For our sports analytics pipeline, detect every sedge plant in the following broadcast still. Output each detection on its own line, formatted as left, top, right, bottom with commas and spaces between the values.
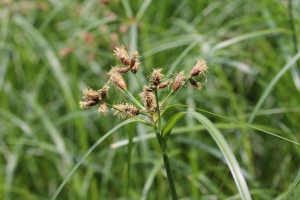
52, 45, 251, 200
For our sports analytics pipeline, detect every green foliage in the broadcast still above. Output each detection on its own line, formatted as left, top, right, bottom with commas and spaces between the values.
1, 0, 300, 199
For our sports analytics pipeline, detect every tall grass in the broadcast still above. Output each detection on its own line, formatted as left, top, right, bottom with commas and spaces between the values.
0, 0, 299, 199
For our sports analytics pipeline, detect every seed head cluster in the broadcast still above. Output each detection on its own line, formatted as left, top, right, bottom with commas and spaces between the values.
79, 45, 208, 120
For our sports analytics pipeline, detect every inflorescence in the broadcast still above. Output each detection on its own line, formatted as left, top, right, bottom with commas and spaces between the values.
79, 45, 208, 124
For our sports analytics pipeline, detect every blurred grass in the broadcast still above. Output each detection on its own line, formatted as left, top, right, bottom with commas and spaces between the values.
0, 0, 300, 199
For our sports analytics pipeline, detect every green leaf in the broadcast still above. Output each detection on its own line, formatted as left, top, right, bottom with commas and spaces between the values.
162, 111, 252, 200
283, 171, 300, 200
51, 119, 139, 200
161, 112, 185, 140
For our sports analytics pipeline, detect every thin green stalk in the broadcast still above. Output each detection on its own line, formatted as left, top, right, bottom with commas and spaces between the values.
161, 90, 174, 105
132, 71, 144, 89
155, 90, 162, 130
117, 88, 145, 110
160, 138, 178, 200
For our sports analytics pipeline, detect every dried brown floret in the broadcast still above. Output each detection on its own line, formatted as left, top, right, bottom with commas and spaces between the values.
158, 79, 172, 89
108, 67, 127, 90
79, 100, 98, 109
123, 103, 140, 117
140, 90, 156, 109
82, 87, 100, 103
113, 45, 130, 66
189, 78, 202, 90
144, 85, 155, 92
131, 60, 140, 73
149, 69, 164, 86
97, 102, 108, 116
113, 103, 139, 118
190, 59, 208, 77
172, 71, 186, 91
130, 51, 140, 68
116, 67, 129, 73
98, 83, 110, 100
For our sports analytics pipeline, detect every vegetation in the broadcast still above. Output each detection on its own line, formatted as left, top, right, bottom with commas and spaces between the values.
1, 0, 300, 199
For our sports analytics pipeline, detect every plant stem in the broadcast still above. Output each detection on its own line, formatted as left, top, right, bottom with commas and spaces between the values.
154, 90, 162, 130
119, 88, 145, 110
154, 127, 178, 200
132, 71, 144, 89
161, 90, 174, 105
161, 138, 178, 200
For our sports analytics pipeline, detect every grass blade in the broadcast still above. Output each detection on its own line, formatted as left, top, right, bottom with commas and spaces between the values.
162, 111, 252, 200
248, 51, 300, 124
283, 170, 300, 200
51, 119, 139, 200
189, 111, 251, 200
161, 112, 185, 140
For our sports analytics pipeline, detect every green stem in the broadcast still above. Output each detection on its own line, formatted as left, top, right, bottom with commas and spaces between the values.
161, 138, 178, 200
161, 90, 174, 105
132, 71, 144, 89
154, 90, 162, 130
119, 88, 145, 110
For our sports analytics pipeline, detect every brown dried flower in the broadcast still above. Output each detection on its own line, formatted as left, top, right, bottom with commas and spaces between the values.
97, 102, 108, 116
113, 46, 130, 66
144, 85, 155, 92
108, 67, 127, 90
116, 67, 129, 73
190, 59, 208, 77
172, 71, 186, 91
79, 100, 98, 109
189, 78, 202, 90
98, 83, 110, 100
113, 103, 140, 118
149, 69, 164, 86
130, 51, 140, 68
82, 87, 100, 102
140, 88, 156, 109
158, 79, 172, 89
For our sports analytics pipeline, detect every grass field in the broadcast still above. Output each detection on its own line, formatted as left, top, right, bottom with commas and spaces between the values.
1, 0, 300, 199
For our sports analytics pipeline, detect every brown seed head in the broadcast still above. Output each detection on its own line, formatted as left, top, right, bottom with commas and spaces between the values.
149, 68, 164, 86
158, 79, 172, 89
79, 100, 98, 109
113, 104, 127, 119
144, 85, 155, 92
83, 87, 100, 102
190, 59, 208, 77
130, 51, 140, 68
116, 67, 129, 73
108, 67, 127, 90
113, 103, 139, 118
131, 61, 140, 73
172, 71, 186, 91
124, 103, 140, 117
97, 102, 108, 116
140, 90, 156, 109
113, 45, 130, 66
98, 83, 110, 100
189, 78, 202, 90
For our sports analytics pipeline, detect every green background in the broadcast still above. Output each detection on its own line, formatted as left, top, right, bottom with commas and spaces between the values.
1, 0, 300, 199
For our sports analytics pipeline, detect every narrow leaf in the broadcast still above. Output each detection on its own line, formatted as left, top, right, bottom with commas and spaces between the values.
51, 119, 139, 200
163, 111, 252, 200
189, 111, 251, 200
161, 112, 185, 140
284, 170, 300, 200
